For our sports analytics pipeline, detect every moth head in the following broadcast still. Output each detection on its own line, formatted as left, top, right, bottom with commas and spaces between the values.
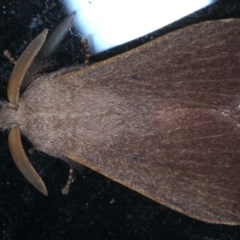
1, 12, 76, 196
0, 101, 18, 130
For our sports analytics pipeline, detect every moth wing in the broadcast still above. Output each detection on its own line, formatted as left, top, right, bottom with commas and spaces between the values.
142, 108, 240, 225
65, 108, 240, 225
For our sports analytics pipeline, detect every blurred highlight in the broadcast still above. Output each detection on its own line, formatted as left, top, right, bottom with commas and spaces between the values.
64, 0, 215, 53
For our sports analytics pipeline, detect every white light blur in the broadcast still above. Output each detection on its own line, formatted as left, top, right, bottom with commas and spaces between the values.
64, 0, 215, 53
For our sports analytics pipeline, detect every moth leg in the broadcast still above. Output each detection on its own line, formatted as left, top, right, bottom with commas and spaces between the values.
3, 50, 16, 65
62, 167, 75, 195
81, 38, 91, 64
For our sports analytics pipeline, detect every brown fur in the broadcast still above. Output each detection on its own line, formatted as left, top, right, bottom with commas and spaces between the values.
1, 18, 240, 224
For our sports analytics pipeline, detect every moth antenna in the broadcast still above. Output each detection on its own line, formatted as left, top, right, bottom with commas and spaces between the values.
7, 29, 48, 105
8, 126, 48, 196
38, 11, 76, 59
6, 29, 49, 195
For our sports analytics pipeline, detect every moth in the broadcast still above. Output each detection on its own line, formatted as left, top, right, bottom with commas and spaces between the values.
0, 14, 240, 225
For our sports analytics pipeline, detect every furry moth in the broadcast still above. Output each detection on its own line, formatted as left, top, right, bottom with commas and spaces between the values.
1, 15, 240, 225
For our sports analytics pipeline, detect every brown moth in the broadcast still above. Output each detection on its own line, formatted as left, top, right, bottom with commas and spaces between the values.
0, 15, 240, 225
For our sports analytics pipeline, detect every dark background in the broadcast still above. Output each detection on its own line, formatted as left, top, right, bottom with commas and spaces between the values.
0, 0, 240, 239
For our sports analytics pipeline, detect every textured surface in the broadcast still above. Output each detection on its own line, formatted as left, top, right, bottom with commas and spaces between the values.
1, 1, 240, 239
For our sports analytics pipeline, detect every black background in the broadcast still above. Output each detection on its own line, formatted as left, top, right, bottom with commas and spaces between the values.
0, 0, 240, 239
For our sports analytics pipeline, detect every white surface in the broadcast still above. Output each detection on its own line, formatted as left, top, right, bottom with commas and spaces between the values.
64, 0, 215, 53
